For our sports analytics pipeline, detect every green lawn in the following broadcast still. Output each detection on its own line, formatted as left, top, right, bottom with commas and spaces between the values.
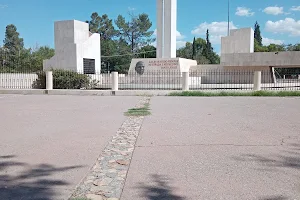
169, 90, 300, 97
125, 103, 151, 116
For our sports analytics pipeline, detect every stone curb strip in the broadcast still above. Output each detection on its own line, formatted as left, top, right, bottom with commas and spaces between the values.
69, 97, 151, 200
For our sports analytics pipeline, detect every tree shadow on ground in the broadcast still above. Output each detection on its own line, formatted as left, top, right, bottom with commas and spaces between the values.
258, 196, 287, 200
234, 142, 300, 170
137, 174, 185, 200
233, 142, 300, 200
0, 155, 83, 200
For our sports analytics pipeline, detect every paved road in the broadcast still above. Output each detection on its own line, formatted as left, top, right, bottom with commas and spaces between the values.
0, 95, 139, 200
122, 97, 300, 200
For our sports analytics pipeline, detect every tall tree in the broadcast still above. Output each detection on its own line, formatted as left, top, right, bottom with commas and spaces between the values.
254, 21, 262, 47
115, 13, 154, 52
87, 13, 119, 73
203, 29, 219, 64
3, 24, 24, 54
3, 24, 24, 69
87, 13, 118, 40
192, 37, 196, 59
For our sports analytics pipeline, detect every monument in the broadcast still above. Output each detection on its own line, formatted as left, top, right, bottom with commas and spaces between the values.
43, 20, 101, 74
129, 0, 197, 74
191, 27, 300, 84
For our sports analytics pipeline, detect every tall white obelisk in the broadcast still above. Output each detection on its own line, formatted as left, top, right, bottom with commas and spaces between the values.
156, 0, 177, 58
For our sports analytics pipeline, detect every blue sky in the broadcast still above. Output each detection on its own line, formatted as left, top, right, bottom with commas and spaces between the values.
0, 0, 299, 53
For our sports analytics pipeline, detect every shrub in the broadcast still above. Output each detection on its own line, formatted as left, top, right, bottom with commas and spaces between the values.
32, 69, 95, 89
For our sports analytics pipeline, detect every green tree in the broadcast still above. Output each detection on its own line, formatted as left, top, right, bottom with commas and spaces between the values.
254, 21, 263, 48
204, 29, 219, 64
254, 40, 268, 52
267, 44, 285, 52
28, 46, 54, 71
87, 13, 120, 73
115, 13, 154, 53
87, 12, 118, 40
177, 42, 193, 59
3, 24, 24, 68
192, 37, 196, 59
137, 45, 156, 58
177, 37, 219, 64
286, 44, 300, 51
3, 24, 24, 55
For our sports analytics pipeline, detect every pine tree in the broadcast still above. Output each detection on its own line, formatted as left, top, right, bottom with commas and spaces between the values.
3, 24, 24, 55
192, 37, 196, 59
204, 29, 214, 63
254, 21, 262, 46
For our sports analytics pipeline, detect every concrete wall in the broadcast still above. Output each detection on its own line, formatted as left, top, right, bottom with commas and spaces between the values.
221, 51, 300, 68
0, 73, 38, 89
43, 20, 101, 73
221, 28, 254, 57
191, 64, 274, 84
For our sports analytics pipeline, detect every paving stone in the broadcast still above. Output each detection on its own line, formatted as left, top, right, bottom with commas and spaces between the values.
86, 194, 104, 200
70, 97, 150, 199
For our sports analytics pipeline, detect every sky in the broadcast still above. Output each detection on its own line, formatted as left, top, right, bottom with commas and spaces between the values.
0, 0, 299, 54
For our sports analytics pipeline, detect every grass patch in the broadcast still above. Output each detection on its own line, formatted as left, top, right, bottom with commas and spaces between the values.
125, 103, 151, 116
169, 91, 300, 97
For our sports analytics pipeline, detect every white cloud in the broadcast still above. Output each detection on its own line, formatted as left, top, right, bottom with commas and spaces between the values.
262, 37, 284, 46
265, 18, 300, 36
176, 41, 186, 49
191, 21, 237, 44
235, 7, 254, 17
0, 4, 8, 9
128, 7, 136, 11
176, 31, 185, 40
291, 6, 300, 11
263, 6, 284, 15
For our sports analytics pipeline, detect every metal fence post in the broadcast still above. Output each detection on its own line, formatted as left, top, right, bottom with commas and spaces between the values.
112, 72, 118, 91
46, 71, 53, 90
182, 72, 189, 91
253, 71, 261, 91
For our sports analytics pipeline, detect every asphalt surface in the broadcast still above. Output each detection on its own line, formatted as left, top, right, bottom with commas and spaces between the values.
0, 95, 140, 200
121, 97, 300, 200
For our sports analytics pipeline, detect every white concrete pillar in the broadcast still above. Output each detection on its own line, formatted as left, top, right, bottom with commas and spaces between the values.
253, 71, 262, 91
163, 0, 177, 58
46, 71, 53, 90
112, 72, 118, 91
156, 0, 163, 58
182, 72, 189, 91
156, 0, 177, 58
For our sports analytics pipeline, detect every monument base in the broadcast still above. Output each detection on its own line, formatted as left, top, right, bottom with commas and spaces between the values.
129, 58, 197, 75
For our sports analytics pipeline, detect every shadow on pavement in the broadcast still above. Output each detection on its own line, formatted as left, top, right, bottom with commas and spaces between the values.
234, 142, 300, 170
233, 142, 300, 200
258, 196, 287, 200
138, 174, 185, 200
0, 155, 83, 200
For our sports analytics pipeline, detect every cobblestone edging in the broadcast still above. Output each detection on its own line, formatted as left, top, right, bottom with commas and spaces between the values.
70, 97, 151, 200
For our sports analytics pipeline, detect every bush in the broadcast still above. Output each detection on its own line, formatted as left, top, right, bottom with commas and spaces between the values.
32, 69, 95, 89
